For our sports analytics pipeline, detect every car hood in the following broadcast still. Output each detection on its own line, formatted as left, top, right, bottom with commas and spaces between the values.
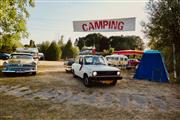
85, 65, 120, 71
8, 59, 33, 64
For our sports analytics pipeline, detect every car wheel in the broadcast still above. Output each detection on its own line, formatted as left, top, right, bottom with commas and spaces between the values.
2, 73, 8, 76
83, 75, 92, 87
72, 70, 76, 78
32, 72, 36, 75
110, 80, 117, 86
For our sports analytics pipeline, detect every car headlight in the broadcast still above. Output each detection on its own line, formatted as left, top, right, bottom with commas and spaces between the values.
117, 71, 120, 76
92, 71, 97, 76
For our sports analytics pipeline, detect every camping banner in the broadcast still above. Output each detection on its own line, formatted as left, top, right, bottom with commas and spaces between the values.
73, 17, 136, 32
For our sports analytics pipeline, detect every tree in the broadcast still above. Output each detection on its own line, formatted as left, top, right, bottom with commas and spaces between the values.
39, 41, 50, 58
72, 46, 79, 58
76, 33, 144, 52
108, 47, 114, 54
84, 33, 109, 52
58, 35, 64, 47
0, 0, 35, 52
62, 39, 74, 59
0, 34, 22, 53
45, 41, 61, 61
76, 33, 109, 52
143, 0, 180, 81
29, 40, 36, 47
109, 35, 144, 50
76, 37, 85, 50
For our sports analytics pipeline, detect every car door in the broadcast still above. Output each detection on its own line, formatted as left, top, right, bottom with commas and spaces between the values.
73, 57, 80, 76
78, 57, 85, 78
74, 57, 83, 77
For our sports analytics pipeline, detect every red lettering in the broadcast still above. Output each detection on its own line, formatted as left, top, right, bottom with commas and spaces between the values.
118, 21, 124, 30
111, 21, 116, 29
82, 24, 88, 31
94, 21, 102, 29
89, 22, 94, 31
103, 20, 108, 29
108, 21, 111, 29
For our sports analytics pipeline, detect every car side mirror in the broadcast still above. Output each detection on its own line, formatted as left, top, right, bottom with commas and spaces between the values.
79, 61, 83, 65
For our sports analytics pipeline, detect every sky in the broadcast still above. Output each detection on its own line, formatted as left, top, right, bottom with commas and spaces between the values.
22, 0, 149, 45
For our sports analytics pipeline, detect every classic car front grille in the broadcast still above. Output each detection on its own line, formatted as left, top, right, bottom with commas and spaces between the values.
8, 67, 32, 71
23, 64, 33, 67
8, 64, 19, 67
8, 64, 32, 67
96, 71, 117, 76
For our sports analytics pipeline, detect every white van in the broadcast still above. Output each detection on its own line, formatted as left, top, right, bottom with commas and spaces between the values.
16, 48, 39, 59
105, 54, 128, 68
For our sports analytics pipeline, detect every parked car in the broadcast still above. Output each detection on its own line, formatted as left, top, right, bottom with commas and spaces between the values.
2, 53, 37, 75
16, 48, 39, 59
64, 59, 74, 72
105, 54, 128, 68
0, 53, 10, 60
72, 55, 122, 87
105, 55, 113, 65
127, 58, 140, 69
38, 53, 45, 60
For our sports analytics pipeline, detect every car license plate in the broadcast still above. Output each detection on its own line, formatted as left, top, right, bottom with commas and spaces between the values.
16, 71, 24, 73
102, 80, 112, 84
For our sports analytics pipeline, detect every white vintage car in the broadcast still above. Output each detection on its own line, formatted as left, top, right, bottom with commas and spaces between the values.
72, 55, 122, 87
2, 53, 37, 75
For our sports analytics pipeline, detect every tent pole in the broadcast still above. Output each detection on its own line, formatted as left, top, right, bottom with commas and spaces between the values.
172, 43, 177, 80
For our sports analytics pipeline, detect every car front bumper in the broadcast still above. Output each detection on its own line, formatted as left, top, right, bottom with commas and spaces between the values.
89, 76, 122, 81
65, 66, 72, 71
2, 69, 37, 73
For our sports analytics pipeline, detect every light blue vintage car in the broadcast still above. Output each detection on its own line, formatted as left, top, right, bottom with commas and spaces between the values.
2, 53, 37, 75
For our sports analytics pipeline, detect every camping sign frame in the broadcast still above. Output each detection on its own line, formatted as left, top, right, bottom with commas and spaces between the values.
73, 17, 136, 32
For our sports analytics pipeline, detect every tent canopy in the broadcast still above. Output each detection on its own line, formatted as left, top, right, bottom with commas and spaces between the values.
113, 50, 144, 55
134, 50, 169, 83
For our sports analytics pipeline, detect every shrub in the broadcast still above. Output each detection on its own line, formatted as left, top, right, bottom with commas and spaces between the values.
45, 41, 61, 61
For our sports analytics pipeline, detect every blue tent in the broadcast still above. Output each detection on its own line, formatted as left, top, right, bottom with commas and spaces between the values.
134, 50, 169, 83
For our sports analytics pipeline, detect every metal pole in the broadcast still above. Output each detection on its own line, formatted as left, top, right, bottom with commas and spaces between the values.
172, 43, 177, 80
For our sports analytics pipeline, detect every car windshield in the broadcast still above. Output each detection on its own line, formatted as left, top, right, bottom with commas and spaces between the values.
84, 56, 106, 65
11, 54, 33, 59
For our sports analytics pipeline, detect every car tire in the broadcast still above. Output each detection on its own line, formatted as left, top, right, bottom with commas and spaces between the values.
2, 73, 8, 76
83, 75, 92, 87
111, 80, 117, 86
72, 70, 76, 78
32, 72, 36, 75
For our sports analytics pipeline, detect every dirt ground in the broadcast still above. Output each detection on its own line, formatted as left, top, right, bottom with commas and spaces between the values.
0, 61, 180, 120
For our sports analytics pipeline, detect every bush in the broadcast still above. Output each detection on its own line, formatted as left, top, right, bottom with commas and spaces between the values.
45, 41, 61, 61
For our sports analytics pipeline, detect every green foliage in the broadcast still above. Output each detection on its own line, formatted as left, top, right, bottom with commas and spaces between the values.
76, 37, 85, 50
110, 35, 144, 50
24, 40, 36, 48
143, 0, 180, 81
76, 33, 109, 52
29, 40, 36, 47
76, 33, 144, 52
45, 41, 61, 61
38, 38, 79, 60
108, 47, 114, 54
39, 41, 50, 58
0, 0, 35, 53
0, 34, 22, 53
72, 46, 79, 58
62, 39, 74, 59
58, 35, 64, 47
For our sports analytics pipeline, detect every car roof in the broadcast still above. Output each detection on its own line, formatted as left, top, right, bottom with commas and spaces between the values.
11, 53, 33, 56
79, 55, 103, 57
